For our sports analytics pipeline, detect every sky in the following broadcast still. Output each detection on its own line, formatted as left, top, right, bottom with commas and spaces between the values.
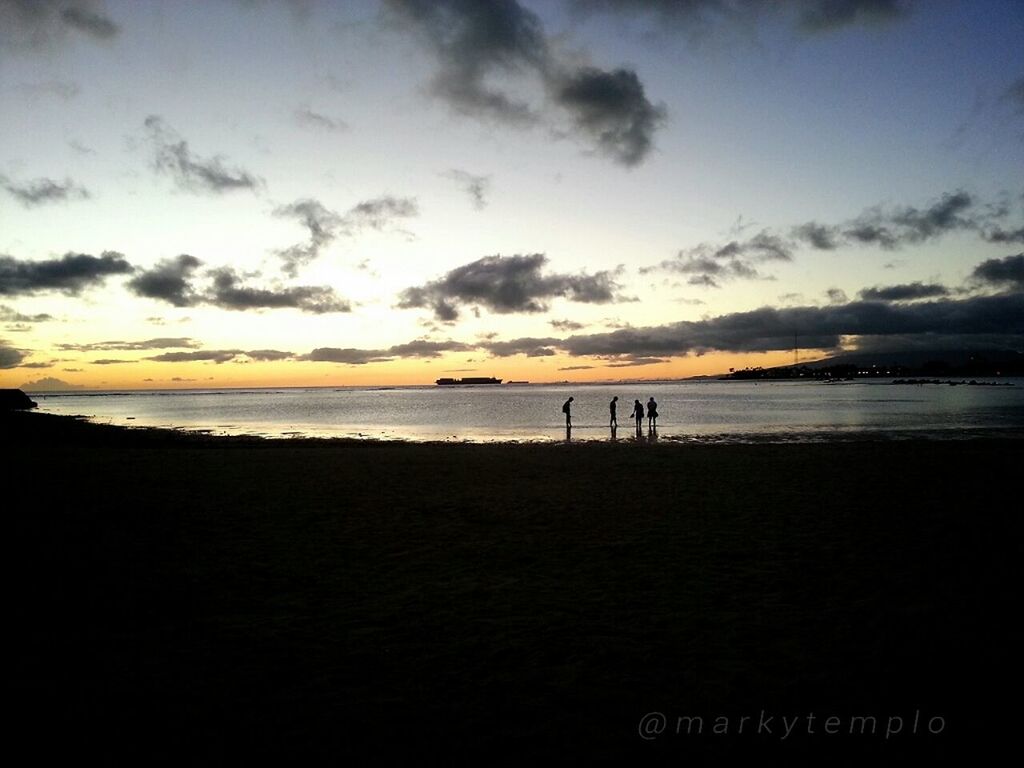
1, 0, 1022, 390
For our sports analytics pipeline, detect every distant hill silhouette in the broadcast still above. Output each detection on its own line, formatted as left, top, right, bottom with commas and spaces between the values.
723, 348, 1023, 380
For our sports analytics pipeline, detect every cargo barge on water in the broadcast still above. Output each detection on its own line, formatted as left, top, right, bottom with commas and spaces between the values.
435, 377, 503, 385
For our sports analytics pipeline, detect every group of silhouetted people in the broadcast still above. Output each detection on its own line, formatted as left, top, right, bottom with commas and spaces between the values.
562, 395, 659, 436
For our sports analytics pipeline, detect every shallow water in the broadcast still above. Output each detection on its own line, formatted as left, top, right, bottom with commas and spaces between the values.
28, 379, 1024, 443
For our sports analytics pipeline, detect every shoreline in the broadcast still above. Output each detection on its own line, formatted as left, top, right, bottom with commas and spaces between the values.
8, 409, 1024, 447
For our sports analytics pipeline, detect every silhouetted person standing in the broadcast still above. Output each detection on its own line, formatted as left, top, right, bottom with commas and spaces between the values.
647, 397, 658, 430
562, 396, 574, 428
609, 396, 618, 428
632, 399, 644, 430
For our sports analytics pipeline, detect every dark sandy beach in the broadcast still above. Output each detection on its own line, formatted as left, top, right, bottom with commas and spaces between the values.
6, 410, 1021, 764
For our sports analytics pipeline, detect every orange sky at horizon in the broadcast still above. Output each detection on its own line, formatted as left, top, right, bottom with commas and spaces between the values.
4, 348, 807, 391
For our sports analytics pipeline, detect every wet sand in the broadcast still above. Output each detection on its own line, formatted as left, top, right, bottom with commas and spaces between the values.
7, 410, 1021, 763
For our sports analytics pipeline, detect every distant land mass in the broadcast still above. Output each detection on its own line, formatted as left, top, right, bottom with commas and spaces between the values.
721, 349, 1024, 380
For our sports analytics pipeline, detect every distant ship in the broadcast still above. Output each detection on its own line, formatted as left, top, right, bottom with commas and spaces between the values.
435, 377, 502, 385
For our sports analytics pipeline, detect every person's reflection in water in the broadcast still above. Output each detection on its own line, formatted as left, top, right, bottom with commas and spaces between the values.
610, 423, 618, 441
647, 423, 658, 443
565, 423, 572, 442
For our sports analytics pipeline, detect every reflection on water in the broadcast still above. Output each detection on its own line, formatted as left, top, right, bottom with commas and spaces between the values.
28, 379, 1024, 443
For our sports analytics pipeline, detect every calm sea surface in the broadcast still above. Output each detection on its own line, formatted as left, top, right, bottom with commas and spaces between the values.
27, 379, 1024, 443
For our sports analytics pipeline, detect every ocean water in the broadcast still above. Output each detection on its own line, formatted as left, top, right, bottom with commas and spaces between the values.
26, 379, 1024, 443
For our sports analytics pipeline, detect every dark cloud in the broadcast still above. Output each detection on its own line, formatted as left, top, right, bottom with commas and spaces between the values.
481, 336, 561, 357
0, 340, 26, 368
240, 349, 296, 361
558, 364, 595, 370
552, 67, 666, 167
91, 358, 133, 365
59, 3, 118, 38
144, 115, 261, 194
384, 0, 547, 124
0, 251, 132, 296
305, 347, 391, 365
345, 195, 419, 230
294, 106, 348, 133
387, 339, 473, 357
1, 175, 90, 207
444, 169, 491, 209
571, 0, 910, 34
304, 338, 472, 365
146, 350, 244, 364
645, 229, 792, 287
971, 253, 1024, 290
796, 0, 907, 32
19, 376, 82, 391
126, 255, 202, 307
550, 319, 585, 331
858, 282, 950, 302
557, 292, 1024, 359
207, 267, 351, 314
384, 0, 664, 166
605, 356, 667, 367
826, 288, 848, 304
0, 305, 53, 323
57, 338, 197, 352
792, 221, 840, 250
397, 253, 623, 320
273, 195, 417, 275
273, 199, 345, 276
0, 1, 120, 49
794, 190, 1011, 251
983, 226, 1024, 245
1003, 76, 1024, 114
19, 360, 54, 369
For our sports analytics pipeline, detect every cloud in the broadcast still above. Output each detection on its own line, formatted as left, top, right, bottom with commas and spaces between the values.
294, 106, 348, 132
397, 253, 623, 320
1, 340, 26, 368
143, 115, 261, 194
571, 0, 911, 35
19, 376, 82, 391
384, 0, 665, 166
444, 169, 490, 209
384, 0, 548, 124
0, 305, 53, 323
480, 336, 561, 357
556, 292, 1024, 359
345, 195, 419, 230
0, 251, 132, 296
273, 195, 418, 275
304, 347, 392, 365
795, 0, 908, 32
273, 199, 345, 276
126, 254, 203, 306
826, 288, 849, 304
983, 226, 1024, 245
551, 66, 666, 166
243, 349, 296, 361
1, 176, 90, 207
91, 358, 133, 365
971, 253, 1024, 290
145, 350, 244, 364
207, 267, 351, 314
645, 230, 790, 286
793, 190, 1016, 251
57, 338, 198, 351
550, 319, 585, 331
304, 338, 472, 365
1, 1, 120, 49
858, 282, 950, 302
1003, 76, 1024, 115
